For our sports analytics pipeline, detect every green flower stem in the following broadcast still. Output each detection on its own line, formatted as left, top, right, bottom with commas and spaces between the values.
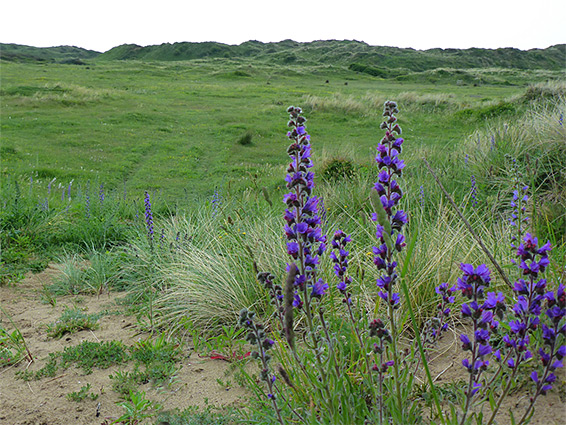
486, 366, 519, 425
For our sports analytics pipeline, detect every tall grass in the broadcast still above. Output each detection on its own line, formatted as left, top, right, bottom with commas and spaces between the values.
102, 95, 565, 340
464, 98, 566, 243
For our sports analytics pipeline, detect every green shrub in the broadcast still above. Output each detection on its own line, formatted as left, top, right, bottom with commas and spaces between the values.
455, 101, 516, 120
320, 157, 358, 181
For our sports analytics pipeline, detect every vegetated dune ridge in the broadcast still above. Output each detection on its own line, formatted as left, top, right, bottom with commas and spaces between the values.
1, 40, 565, 71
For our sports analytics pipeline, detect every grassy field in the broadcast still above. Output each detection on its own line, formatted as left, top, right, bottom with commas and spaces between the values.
1, 56, 565, 424
2, 59, 553, 200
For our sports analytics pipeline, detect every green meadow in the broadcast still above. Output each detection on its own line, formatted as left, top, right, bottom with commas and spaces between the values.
2, 59, 555, 199
1, 49, 565, 424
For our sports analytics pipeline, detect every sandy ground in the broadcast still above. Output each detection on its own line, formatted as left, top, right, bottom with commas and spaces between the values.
1, 265, 564, 424
0, 265, 247, 425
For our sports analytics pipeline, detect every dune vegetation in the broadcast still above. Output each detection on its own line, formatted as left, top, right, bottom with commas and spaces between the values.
1, 43, 565, 424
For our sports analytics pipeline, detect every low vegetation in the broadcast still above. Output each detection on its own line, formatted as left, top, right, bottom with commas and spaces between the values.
0, 49, 564, 424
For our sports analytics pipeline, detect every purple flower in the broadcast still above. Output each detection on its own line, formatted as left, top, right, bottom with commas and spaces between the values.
284, 107, 327, 316
461, 303, 474, 318
471, 382, 482, 396
311, 279, 328, 298
287, 242, 299, 258
460, 263, 491, 284
292, 293, 303, 309
479, 310, 494, 326
460, 334, 472, 351
478, 344, 492, 357
331, 230, 353, 302
484, 292, 505, 310
475, 329, 490, 344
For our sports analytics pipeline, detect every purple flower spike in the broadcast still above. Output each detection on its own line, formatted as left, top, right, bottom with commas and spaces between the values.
372, 101, 407, 320
283, 106, 327, 313
456, 263, 500, 409
144, 191, 154, 246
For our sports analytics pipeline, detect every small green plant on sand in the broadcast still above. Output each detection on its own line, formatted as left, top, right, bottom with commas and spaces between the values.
66, 383, 99, 402
16, 340, 128, 380
105, 390, 160, 425
0, 305, 33, 366
46, 307, 105, 338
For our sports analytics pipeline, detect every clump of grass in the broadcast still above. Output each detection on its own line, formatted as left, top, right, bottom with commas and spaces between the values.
302, 93, 366, 114
395, 91, 458, 111
118, 207, 279, 334
83, 250, 120, 294
464, 98, 566, 243
46, 307, 105, 338
523, 80, 566, 102
236, 131, 253, 146
7, 82, 119, 106
48, 250, 121, 295
49, 254, 90, 295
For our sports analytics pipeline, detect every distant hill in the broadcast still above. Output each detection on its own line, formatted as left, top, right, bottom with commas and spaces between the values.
0, 43, 100, 63
97, 40, 566, 71
2, 40, 564, 71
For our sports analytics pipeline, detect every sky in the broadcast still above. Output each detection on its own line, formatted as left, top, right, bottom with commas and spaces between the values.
2, 0, 565, 53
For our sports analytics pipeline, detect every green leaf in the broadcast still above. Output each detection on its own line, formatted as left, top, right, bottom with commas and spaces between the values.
509, 408, 516, 425
488, 390, 496, 410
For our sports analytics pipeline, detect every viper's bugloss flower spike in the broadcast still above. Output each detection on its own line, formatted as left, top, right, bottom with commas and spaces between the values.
85, 194, 91, 219
508, 156, 530, 262
331, 230, 353, 304
456, 263, 499, 422
426, 282, 457, 345
238, 308, 283, 422
211, 187, 222, 217
283, 106, 326, 311
99, 183, 105, 204
470, 175, 478, 207
144, 191, 154, 247
372, 101, 407, 310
